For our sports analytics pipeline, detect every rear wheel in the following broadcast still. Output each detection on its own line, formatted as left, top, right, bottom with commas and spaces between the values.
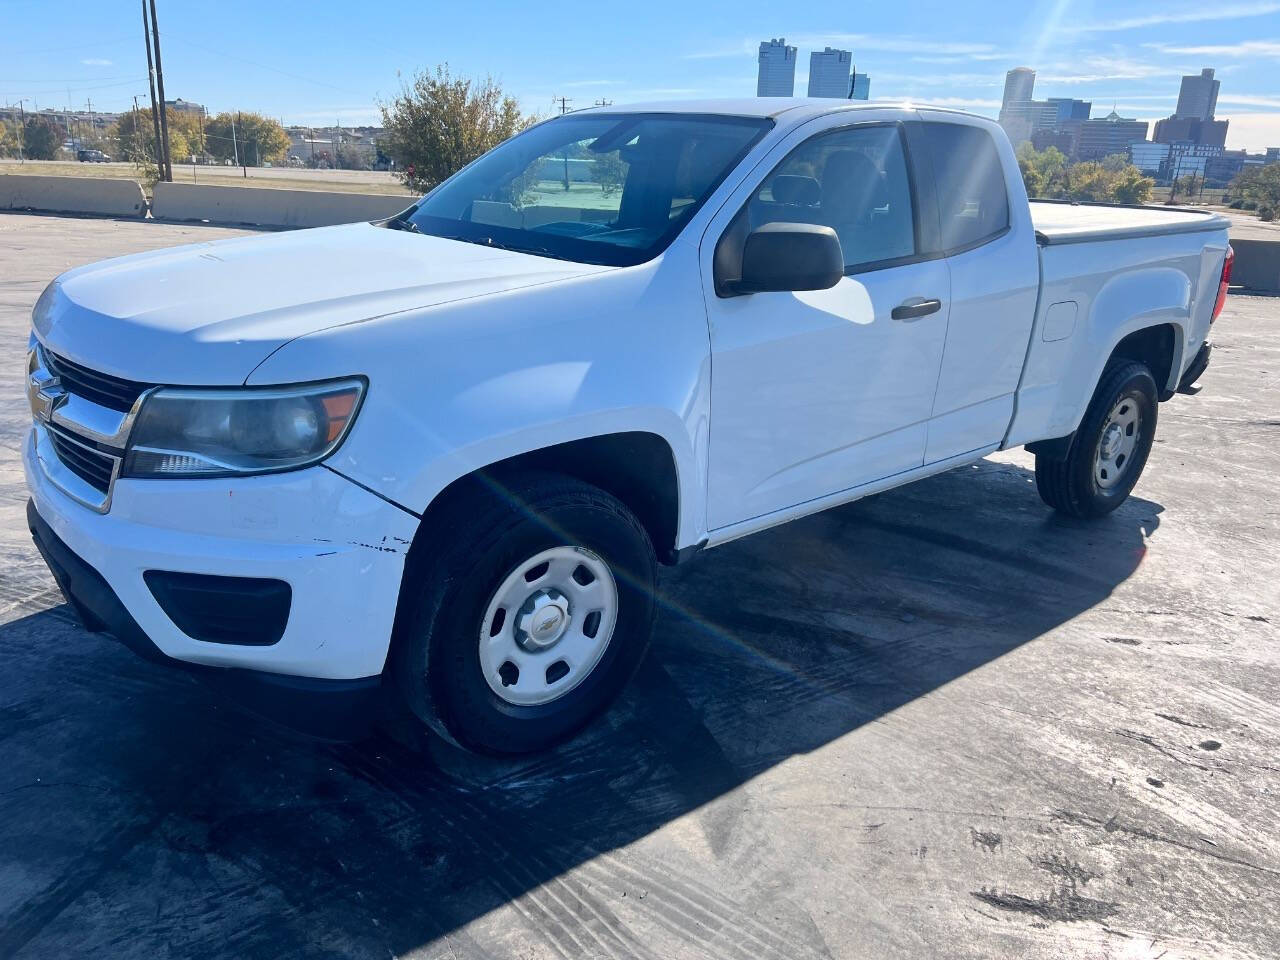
392, 472, 657, 754
1034, 359, 1158, 518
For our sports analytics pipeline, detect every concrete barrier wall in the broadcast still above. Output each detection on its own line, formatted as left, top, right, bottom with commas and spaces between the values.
0, 175, 147, 217
152, 182, 414, 229
1229, 238, 1280, 294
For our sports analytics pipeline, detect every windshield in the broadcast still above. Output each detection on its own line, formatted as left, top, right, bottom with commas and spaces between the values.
399, 113, 772, 266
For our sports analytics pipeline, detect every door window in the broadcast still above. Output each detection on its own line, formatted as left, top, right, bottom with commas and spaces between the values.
747, 125, 916, 271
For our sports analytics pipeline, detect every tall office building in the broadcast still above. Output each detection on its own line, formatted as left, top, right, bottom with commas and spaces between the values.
1153, 67, 1227, 148
808, 47, 852, 98
757, 38, 797, 97
1001, 102, 1059, 145
1046, 98, 1091, 122
849, 73, 871, 100
1002, 68, 1036, 111
1154, 116, 1229, 148
1175, 68, 1220, 120
1076, 110, 1149, 161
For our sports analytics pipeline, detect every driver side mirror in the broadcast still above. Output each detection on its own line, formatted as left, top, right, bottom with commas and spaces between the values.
721, 222, 845, 296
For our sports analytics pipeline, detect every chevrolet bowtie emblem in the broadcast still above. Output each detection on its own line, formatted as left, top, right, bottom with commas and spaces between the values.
29, 374, 68, 424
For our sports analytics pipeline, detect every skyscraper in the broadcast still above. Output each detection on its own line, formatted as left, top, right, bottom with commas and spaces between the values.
757, 39, 797, 97
849, 73, 871, 100
807, 47, 852, 98
1175, 68, 1220, 120
1002, 68, 1035, 111
1076, 110, 1149, 161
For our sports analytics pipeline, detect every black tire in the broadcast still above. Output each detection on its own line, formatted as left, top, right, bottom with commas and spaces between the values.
391, 471, 657, 755
1035, 359, 1159, 519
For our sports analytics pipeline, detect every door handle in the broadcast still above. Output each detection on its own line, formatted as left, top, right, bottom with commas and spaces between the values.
891, 298, 942, 321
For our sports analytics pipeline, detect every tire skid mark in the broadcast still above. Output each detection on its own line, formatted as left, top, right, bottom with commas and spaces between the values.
0, 810, 167, 956
446, 801, 654, 960
332, 749, 583, 960
334, 745, 647, 960
584, 850, 830, 960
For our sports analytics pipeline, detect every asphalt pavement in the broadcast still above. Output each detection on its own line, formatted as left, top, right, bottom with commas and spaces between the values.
0, 211, 1277, 960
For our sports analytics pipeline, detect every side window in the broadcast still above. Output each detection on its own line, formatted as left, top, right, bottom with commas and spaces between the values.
920, 123, 1010, 251
747, 125, 916, 271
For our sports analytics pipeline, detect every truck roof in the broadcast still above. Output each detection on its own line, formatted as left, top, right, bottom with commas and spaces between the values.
579, 98, 927, 121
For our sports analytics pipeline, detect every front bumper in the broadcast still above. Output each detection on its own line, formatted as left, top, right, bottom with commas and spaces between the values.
27, 501, 383, 738
24, 425, 419, 685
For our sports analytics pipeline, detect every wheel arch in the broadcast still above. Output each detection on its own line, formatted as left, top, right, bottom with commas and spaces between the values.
1108, 322, 1180, 399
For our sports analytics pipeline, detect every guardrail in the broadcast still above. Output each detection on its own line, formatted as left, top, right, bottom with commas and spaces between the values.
152, 183, 413, 229
0, 175, 147, 218
1229, 238, 1280, 294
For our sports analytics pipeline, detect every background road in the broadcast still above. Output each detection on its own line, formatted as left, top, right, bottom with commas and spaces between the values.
0, 212, 1277, 959
0, 158, 414, 195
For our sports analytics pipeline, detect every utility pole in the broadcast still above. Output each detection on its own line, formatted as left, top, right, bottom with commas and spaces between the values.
235, 111, 246, 177
148, 0, 173, 181
554, 96, 573, 190
141, 0, 164, 180
132, 95, 144, 165
17, 99, 26, 163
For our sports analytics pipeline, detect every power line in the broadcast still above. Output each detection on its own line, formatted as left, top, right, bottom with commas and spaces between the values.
164, 34, 372, 97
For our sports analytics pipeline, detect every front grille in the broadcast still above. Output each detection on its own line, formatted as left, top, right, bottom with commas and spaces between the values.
47, 426, 116, 493
45, 350, 152, 412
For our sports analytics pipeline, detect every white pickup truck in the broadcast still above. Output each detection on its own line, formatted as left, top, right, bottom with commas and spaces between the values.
25, 100, 1232, 752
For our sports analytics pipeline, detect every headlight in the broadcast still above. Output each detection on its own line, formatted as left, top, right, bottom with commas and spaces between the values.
123, 378, 366, 479
32, 281, 57, 328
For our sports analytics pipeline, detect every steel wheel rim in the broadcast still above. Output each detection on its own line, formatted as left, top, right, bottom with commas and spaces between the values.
1094, 394, 1142, 490
478, 546, 619, 707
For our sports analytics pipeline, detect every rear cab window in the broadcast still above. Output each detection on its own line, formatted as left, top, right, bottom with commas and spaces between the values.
917, 122, 1010, 253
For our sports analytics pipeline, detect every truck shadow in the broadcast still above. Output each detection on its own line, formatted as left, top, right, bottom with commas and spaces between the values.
0, 458, 1162, 958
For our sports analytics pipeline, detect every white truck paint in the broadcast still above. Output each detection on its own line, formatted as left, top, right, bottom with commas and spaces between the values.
24, 100, 1232, 750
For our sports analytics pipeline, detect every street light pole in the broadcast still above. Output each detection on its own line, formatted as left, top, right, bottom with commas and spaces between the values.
141, 0, 164, 180
148, 0, 173, 182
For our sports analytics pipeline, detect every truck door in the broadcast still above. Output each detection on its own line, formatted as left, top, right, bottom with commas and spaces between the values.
701, 118, 951, 531
913, 113, 1041, 462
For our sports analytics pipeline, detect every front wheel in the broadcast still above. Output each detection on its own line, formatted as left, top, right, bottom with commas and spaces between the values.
1034, 359, 1159, 518
392, 472, 657, 754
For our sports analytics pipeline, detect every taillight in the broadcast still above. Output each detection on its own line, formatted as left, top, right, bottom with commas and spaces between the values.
1211, 245, 1233, 323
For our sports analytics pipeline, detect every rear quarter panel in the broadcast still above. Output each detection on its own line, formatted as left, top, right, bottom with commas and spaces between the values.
1005, 227, 1230, 448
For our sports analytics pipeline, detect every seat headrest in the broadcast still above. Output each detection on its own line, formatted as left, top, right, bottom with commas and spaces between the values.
771, 174, 821, 206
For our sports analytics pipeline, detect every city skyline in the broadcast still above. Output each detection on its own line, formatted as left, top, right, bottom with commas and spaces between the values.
5, 0, 1280, 150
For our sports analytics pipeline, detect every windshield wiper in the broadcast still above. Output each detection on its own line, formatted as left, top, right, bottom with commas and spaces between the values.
384, 215, 421, 233
439, 234, 584, 264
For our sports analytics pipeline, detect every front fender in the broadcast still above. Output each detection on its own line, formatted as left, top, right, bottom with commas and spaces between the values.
247, 254, 713, 549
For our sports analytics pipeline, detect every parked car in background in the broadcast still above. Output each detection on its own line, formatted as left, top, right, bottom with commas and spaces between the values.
75, 149, 111, 163
26, 100, 1231, 753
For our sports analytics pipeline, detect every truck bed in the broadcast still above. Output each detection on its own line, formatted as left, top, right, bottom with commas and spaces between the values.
1029, 200, 1230, 245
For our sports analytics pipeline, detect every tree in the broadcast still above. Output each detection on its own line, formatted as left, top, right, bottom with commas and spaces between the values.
0, 119, 21, 158
203, 112, 289, 165
1099, 153, 1130, 173
1016, 144, 1153, 205
1232, 164, 1280, 221
108, 109, 157, 164
380, 64, 538, 194
1016, 142, 1067, 198
1111, 167, 1154, 204
591, 151, 627, 197
22, 116, 61, 160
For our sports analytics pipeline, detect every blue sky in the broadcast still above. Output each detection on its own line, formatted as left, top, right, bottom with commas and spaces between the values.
5, 0, 1280, 149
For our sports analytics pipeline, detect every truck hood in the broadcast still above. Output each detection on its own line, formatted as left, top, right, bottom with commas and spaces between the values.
35, 222, 611, 384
